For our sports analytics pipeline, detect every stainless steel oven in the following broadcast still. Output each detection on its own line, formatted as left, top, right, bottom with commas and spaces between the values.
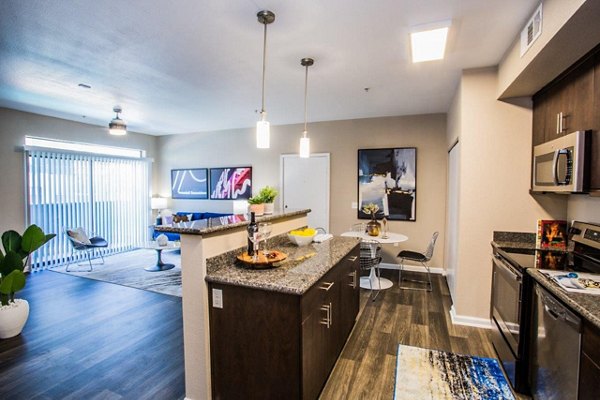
491, 252, 528, 392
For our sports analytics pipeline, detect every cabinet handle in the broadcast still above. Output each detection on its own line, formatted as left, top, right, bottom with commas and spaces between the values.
329, 301, 332, 327
556, 112, 560, 134
348, 271, 357, 288
560, 112, 567, 133
348, 256, 358, 262
319, 281, 334, 291
320, 304, 331, 328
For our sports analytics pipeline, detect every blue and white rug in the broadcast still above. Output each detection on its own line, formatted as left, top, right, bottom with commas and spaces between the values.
394, 344, 514, 400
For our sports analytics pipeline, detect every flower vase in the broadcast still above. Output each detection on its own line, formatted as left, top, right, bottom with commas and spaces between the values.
366, 217, 381, 237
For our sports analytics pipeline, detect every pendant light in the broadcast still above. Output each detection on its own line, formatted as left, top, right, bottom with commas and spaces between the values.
108, 106, 127, 136
299, 57, 314, 158
256, 10, 275, 149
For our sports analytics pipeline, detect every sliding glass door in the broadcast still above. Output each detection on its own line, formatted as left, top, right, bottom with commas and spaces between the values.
26, 150, 150, 270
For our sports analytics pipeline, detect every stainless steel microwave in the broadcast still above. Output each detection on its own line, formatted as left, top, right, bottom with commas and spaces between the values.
532, 130, 589, 193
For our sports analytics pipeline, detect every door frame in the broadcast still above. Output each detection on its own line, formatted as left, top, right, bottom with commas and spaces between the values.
279, 153, 331, 232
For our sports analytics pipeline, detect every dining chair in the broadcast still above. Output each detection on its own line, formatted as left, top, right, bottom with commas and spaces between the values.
397, 231, 439, 292
360, 239, 383, 300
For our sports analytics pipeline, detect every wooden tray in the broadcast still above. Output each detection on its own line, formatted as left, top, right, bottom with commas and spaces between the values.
237, 250, 287, 267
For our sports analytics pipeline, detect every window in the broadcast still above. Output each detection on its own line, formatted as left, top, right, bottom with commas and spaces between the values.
26, 147, 150, 270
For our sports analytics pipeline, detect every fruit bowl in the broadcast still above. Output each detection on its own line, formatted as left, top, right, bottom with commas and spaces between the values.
287, 228, 317, 246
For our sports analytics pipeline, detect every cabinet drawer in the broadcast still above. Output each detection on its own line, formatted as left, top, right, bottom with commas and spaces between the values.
301, 267, 338, 322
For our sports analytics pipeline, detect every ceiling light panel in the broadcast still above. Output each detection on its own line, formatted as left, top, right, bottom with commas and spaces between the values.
410, 26, 449, 63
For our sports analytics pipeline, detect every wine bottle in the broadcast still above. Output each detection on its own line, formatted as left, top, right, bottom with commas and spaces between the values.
247, 212, 258, 256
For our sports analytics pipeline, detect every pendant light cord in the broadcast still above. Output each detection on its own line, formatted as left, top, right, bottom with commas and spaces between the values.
303, 64, 308, 136
261, 21, 267, 115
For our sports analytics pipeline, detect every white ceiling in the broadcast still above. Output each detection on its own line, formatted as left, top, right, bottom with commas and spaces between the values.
0, 0, 538, 136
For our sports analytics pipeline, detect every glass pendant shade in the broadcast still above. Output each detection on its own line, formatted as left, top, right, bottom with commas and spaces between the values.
108, 106, 127, 135
256, 117, 270, 149
299, 135, 310, 158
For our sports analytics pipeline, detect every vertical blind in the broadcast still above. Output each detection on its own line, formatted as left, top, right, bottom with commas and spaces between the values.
27, 150, 150, 270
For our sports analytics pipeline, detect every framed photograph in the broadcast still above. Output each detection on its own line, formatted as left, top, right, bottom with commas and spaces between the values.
171, 168, 208, 199
358, 148, 417, 221
209, 167, 252, 200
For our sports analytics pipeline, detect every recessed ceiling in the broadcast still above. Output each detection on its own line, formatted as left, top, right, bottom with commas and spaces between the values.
0, 0, 538, 135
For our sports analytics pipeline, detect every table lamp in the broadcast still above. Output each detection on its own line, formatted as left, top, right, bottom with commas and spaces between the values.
151, 197, 168, 225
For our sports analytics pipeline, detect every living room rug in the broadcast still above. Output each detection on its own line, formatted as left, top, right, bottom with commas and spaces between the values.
53, 248, 182, 297
394, 344, 514, 400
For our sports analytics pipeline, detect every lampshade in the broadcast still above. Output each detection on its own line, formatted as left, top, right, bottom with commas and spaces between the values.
256, 116, 270, 149
299, 136, 310, 158
108, 106, 127, 136
151, 197, 168, 210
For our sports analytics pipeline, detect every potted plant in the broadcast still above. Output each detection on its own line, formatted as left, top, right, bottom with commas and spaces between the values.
0, 224, 55, 339
258, 186, 278, 215
247, 195, 265, 216
362, 203, 382, 236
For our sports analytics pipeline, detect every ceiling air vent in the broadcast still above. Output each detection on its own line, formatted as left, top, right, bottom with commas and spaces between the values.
520, 3, 543, 57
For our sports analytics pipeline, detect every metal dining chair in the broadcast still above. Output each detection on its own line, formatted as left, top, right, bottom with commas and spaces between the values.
397, 231, 439, 292
65, 227, 109, 272
352, 223, 383, 300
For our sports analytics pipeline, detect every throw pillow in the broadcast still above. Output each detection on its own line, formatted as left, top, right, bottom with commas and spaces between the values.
67, 227, 92, 245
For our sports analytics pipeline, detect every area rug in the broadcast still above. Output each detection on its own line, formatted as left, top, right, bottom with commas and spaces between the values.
52, 248, 182, 297
394, 344, 514, 400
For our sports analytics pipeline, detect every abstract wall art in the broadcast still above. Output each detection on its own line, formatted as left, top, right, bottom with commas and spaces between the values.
358, 147, 416, 221
209, 167, 252, 200
171, 168, 208, 199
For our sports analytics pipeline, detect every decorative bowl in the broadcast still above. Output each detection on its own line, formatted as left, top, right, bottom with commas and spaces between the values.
287, 232, 316, 246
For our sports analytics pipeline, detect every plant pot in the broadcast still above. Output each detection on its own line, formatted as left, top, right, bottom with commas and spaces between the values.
263, 203, 274, 215
366, 220, 381, 237
249, 203, 265, 216
0, 299, 29, 339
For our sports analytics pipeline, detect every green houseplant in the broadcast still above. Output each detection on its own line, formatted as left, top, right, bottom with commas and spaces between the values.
0, 224, 55, 338
258, 186, 278, 214
247, 195, 265, 216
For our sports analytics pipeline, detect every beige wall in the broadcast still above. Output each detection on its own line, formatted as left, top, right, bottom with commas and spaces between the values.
568, 196, 600, 224
158, 114, 448, 267
448, 68, 567, 321
0, 107, 157, 234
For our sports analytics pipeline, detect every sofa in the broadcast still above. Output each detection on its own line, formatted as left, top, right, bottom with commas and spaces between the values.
153, 211, 232, 241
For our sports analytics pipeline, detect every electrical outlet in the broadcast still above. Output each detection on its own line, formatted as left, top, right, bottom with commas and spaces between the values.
351, 202, 357, 209
212, 288, 223, 309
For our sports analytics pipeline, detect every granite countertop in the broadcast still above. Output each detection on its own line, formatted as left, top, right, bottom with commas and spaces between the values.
527, 269, 600, 330
492, 231, 538, 251
205, 236, 360, 295
154, 209, 310, 236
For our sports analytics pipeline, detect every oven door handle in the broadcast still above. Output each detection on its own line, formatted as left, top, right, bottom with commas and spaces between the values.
493, 255, 522, 282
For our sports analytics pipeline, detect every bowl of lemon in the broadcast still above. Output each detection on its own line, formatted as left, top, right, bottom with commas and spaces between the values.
287, 228, 317, 246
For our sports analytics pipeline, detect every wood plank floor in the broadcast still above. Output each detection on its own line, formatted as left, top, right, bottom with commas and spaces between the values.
1, 268, 494, 399
320, 269, 496, 400
0, 270, 184, 400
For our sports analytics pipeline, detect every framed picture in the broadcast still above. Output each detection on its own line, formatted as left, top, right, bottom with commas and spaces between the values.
209, 167, 252, 200
171, 168, 208, 199
358, 147, 417, 221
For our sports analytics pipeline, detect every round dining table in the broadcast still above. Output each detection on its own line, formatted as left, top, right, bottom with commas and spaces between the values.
340, 231, 408, 290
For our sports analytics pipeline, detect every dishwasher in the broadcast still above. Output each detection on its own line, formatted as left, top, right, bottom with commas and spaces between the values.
531, 283, 582, 400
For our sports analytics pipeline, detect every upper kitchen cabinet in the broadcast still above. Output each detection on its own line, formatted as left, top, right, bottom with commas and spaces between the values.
532, 57, 595, 146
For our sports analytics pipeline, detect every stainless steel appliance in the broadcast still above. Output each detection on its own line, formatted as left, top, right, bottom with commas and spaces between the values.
491, 221, 600, 395
532, 130, 590, 193
490, 249, 535, 394
531, 283, 582, 400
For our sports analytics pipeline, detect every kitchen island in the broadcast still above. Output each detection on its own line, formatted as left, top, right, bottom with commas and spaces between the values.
205, 236, 360, 400
154, 209, 312, 400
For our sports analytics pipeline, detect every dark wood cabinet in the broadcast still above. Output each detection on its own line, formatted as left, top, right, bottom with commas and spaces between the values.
208, 245, 360, 400
532, 57, 594, 145
579, 321, 600, 400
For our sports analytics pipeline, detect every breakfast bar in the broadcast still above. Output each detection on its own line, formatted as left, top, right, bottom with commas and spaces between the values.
154, 209, 312, 400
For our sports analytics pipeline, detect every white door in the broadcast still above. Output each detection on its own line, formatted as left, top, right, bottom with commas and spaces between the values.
444, 142, 460, 300
281, 154, 330, 232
